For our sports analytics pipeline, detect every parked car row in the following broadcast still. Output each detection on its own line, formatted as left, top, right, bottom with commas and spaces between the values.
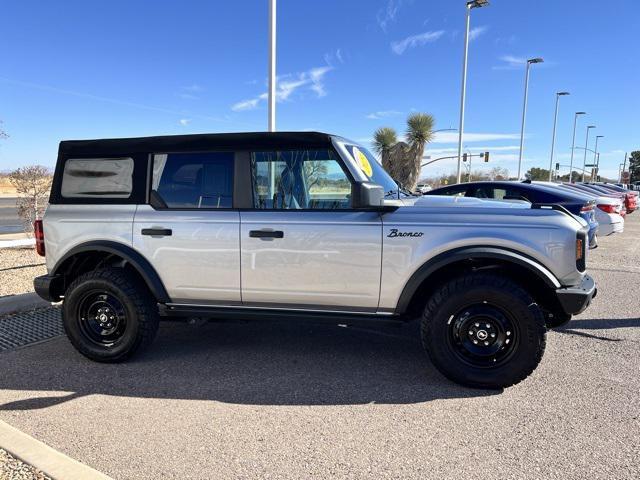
425, 180, 637, 246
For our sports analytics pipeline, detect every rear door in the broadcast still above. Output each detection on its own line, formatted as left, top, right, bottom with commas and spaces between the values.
239, 148, 382, 311
133, 152, 240, 304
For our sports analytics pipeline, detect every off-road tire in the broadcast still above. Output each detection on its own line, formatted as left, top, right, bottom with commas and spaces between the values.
62, 268, 159, 362
421, 272, 546, 389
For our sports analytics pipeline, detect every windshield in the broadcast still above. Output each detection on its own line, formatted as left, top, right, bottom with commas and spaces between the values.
343, 144, 410, 199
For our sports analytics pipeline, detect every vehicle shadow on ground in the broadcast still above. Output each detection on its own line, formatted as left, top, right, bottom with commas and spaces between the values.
554, 317, 639, 342
0, 319, 499, 410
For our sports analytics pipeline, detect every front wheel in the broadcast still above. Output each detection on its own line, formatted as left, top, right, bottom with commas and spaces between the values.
421, 273, 546, 389
62, 268, 159, 362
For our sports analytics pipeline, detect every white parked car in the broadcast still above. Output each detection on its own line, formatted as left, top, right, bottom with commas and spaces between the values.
534, 182, 624, 236
416, 184, 432, 194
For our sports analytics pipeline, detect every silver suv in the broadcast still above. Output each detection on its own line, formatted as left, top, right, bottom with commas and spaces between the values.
34, 132, 596, 389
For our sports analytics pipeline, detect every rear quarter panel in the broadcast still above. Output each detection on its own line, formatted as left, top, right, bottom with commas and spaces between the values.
43, 204, 136, 271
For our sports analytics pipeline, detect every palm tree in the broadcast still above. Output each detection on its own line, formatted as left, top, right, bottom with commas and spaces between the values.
373, 113, 434, 191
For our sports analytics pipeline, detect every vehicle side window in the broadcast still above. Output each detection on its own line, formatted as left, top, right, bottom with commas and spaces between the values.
440, 186, 468, 197
152, 152, 234, 208
61, 158, 134, 198
250, 150, 352, 209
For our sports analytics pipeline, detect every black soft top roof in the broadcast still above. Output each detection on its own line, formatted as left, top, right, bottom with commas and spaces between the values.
58, 131, 337, 157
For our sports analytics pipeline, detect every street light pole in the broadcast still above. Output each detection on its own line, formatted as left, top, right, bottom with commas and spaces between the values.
456, 0, 489, 184
569, 112, 586, 182
517, 57, 544, 180
592, 135, 603, 181
268, 0, 277, 132
548, 92, 569, 181
581, 125, 596, 181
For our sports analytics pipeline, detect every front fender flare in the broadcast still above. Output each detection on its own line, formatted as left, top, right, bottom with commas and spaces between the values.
395, 246, 561, 315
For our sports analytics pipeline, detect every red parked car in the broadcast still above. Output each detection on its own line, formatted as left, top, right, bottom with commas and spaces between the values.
591, 183, 638, 213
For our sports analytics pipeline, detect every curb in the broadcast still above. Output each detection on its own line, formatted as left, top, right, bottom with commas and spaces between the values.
0, 292, 51, 316
0, 420, 113, 480
0, 238, 34, 249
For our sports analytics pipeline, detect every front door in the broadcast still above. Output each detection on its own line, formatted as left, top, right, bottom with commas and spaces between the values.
133, 152, 240, 304
240, 149, 382, 311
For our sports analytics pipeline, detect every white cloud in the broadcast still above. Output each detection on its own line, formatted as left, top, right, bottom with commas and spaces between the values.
493, 55, 527, 70
468, 25, 488, 41
433, 131, 522, 143
366, 110, 403, 120
182, 84, 203, 93
178, 118, 191, 126
178, 84, 204, 100
231, 65, 333, 112
391, 30, 445, 55
377, 0, 404, 32
178, 93, 199, 100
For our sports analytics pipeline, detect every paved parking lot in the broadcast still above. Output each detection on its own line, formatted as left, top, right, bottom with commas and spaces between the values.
1, 216, 639, 480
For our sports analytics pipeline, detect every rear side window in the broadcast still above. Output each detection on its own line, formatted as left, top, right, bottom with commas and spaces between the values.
61, 158, 134, 198
152, 152, 234, 208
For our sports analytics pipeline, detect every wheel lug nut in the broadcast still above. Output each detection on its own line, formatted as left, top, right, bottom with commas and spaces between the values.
506, 331, 511, 336
484, 341, 489, 346
473, 340, 478, 344
474, 323, 479, 327
485, 324, 490, 328
490, 333, 496, 338
468, 330, 474, 335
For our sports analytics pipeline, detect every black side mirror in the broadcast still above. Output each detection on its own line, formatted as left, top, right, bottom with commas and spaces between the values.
351, 182, 385, 209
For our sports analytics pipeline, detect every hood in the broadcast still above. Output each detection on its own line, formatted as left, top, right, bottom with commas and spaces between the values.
403, 195, 531, 209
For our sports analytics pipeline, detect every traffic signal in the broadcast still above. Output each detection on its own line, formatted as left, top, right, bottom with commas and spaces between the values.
484, 151, 489, 162
555, 162, 560, 171
462, 153, 468, 162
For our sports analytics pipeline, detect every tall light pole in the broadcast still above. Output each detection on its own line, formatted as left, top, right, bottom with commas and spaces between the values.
517, 57, 544, 179
268, 0, 277, 132
592, 135, 603, 181
581, 125, 596, 181
548, 91, 570, 181
456, 0, 489, 184
569, 112, 586, 182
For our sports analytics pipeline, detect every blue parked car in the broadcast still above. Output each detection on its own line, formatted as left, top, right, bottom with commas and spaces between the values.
426, 180, 599, 248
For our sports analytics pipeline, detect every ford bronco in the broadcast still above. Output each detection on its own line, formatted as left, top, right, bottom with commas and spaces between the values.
34, 132, 596, 388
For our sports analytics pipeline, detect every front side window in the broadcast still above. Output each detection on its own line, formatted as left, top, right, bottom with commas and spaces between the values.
251, 150, 352, 209
152, 152, 233, 208
61, 158, 134, 198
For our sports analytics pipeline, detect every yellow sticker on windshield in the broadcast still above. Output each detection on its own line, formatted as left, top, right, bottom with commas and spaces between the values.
353, 147, 373, 178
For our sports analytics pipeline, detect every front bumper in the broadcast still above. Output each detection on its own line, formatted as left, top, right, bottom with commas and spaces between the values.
34, 274, 64, 302
555, 274, 597, 315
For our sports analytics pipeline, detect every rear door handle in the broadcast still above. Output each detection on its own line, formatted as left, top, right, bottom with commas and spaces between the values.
249, 230, 284, 239
141, 228, 172, 236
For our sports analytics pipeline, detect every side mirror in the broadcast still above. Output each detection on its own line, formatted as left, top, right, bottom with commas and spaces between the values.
351, 182, 385, 208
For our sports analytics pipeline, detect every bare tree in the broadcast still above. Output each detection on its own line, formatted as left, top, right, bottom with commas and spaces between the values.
9, 165, 52, 235
0, 120, 8, 140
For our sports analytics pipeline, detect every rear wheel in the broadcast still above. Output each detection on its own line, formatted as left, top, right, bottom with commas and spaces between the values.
421, 273, 546, 389
62, 268, 159, 362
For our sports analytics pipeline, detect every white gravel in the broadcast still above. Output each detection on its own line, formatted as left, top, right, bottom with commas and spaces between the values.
0, 448, 51, 480
0, 248, 46, 297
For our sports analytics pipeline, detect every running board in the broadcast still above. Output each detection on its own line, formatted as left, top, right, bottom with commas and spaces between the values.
158, 303, 403, 326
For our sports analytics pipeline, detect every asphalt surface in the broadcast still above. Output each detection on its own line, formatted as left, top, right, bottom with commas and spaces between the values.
0, 197, 21, 233
0, 215, 639, 480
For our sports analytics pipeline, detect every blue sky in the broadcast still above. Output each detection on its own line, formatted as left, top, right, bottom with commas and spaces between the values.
0, 0, 638, 179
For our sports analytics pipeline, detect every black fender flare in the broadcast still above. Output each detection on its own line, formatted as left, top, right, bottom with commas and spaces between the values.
395, 246, 561, 314
52, 240, 170, 303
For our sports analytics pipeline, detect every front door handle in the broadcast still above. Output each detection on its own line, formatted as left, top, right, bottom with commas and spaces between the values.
249, 230, 284, 239
141, 228, 172, 236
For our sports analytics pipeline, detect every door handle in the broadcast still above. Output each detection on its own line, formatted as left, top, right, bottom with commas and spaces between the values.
249, 230, 284, 239
141, 228, 172, 236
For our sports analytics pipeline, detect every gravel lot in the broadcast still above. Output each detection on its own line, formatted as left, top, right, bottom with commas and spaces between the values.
0, 248, 45, 297
0, 448, 50, 480
0, 215, 638, 480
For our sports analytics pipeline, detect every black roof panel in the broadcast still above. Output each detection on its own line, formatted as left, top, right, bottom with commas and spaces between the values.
58, 131, 335, 156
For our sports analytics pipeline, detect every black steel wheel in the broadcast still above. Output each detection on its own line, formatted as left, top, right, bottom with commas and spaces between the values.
76, 290, 128, 346
421, 272, 546, 389
63, 268, 159, 362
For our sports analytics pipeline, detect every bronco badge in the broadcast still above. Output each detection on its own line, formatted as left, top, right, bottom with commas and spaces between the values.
387, 229, 424, 238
